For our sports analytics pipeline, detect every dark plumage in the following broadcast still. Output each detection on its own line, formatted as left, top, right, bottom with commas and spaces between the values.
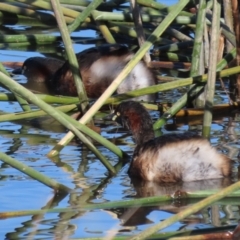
50, 44, 156, 101
13, 57, 64, 83
13, 45, 156, 101
113, 101, 232, 183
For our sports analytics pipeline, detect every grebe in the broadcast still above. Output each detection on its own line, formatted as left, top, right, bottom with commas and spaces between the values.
13, 45, 156, 101
112, 101, 231, 183
50, 44, 156, 101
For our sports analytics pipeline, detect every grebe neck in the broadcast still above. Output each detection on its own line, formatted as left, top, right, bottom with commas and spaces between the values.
113, 101, 155, 145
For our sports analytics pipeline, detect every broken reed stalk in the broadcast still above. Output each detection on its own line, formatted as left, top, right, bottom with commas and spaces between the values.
48, 0, 191, 157
202, 0, 221, 137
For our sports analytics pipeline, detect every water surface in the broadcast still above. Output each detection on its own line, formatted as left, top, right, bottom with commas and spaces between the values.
0, 1, 240, 239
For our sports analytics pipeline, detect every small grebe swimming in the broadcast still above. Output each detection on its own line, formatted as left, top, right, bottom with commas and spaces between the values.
50, 44, 156, 101
13, 45, 156, 101
112, 101, 231, 183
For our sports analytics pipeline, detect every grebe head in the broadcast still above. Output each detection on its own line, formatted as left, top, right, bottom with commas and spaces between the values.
112, 101, 155, 145
112, 101, 232, 183
13, 57, 64, 83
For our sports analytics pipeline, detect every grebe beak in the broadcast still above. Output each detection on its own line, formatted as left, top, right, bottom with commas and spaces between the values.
111, 111, 121, 121
103, 113, 118, 121
103, 107, 120, 121
112, 114, 118, 121
103, 112, 115, 121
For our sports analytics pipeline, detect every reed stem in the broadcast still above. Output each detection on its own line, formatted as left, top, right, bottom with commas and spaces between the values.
202, 0, 221, 137
0, 151, 71, 193
51, 0, 89, 113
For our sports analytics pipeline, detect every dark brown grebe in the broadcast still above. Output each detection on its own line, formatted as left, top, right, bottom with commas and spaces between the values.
50, 44, 156, 101
13, 45, 156, 101
112, 101, 231, 183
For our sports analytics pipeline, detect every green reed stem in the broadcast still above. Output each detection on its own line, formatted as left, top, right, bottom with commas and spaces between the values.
68, 0, 103, 33
129, 181, 240, 240
57, 116, 116, 175
0, 34, 60, 43
202, 0, 221, 137
48, 0, 190, 157
94, 19, 116, 43
108, 22, 172, 45
105, 65, 240, 105
16, 0, 87, 20
0, 93, 79, 104
91, 9, 193, 24
43, 0, 90, 6
1, 188, 240, 218
56, 113, 125, 159
0, 65, 30, 111
137, 0, 167, 10
189, 0, 206, 108
137, 0, 193, 17
0, 72, 116, 175
5, 64, 239, 113
190, 0, 206, 77
159, 52, 191, 62
0, 2, 55, 22
154, 40, 194, 52
165, 27, 192, 41
0, 104, 78, 122
0, 12, 50, 27
0, 151, 71, 193
51, 0, 89, 113
153, 48, 237, 130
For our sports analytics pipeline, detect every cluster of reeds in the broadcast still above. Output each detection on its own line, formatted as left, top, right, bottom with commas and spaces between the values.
1, 0, 240, 239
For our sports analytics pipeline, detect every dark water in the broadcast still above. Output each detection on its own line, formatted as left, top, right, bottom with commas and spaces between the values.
1, 2, 240, 240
